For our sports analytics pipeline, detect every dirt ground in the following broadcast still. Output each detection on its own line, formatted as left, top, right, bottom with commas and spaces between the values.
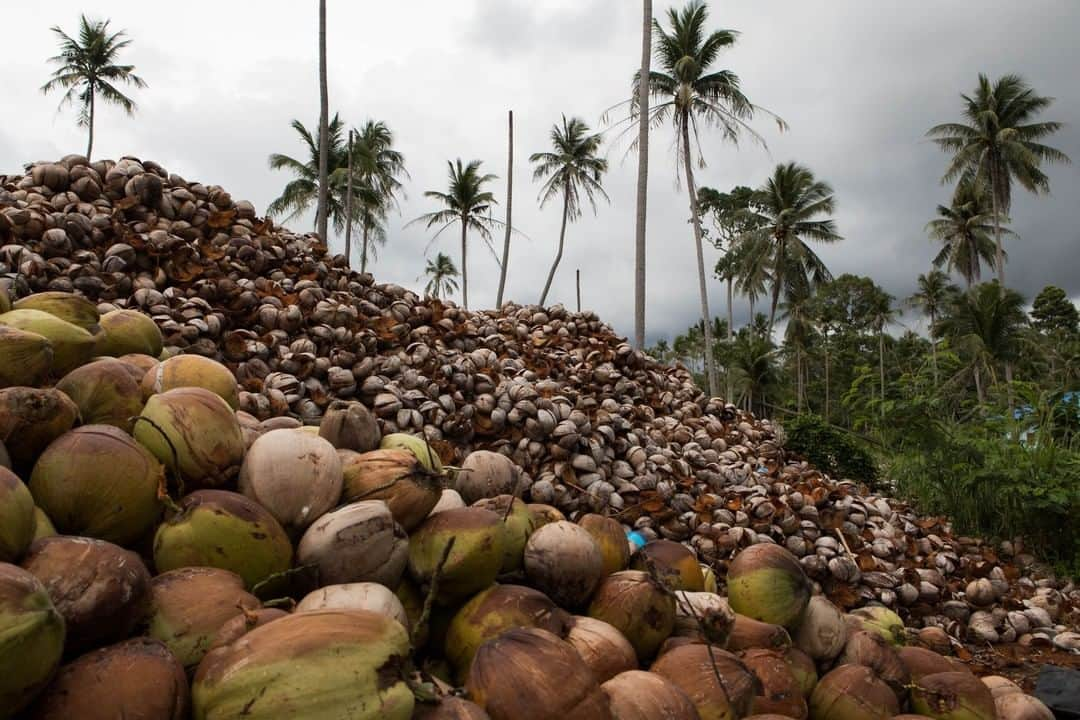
964, 642, 1080, 691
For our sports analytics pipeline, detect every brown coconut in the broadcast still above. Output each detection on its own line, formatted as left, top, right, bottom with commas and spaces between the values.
809, 665, 899, 720
21, 536, 151, 654
457, 450, 523, 504
600, 670, 700, 720
0, 387, 79, 469
631, 539, 705, 592
413, 697, 492, 720
837, 630, 910, 696
318, 399, 381, 452
651, 643, 760, 720
673, 591, 735, 645
899, 646, 965, 682
54, 359, 144, 433
994, 692, 1054, 720
524, 520, 605, 608
528, 503, 566, 528
741, 648, 808, 719
341, 448, 443, 531
729, 614, 793, 652
784, 647, 818, 699
910, 672, 996, 720
579, 513, 631, 576
206, 608, 289, 652
297, 500, 409, 588
565, 615, 639, 684
588, 570, 676, 662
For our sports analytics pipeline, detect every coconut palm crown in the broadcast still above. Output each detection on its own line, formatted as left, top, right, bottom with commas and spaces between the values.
349, 120, 408, 273
423, 253, 461, 301
926, 176, 1010, 288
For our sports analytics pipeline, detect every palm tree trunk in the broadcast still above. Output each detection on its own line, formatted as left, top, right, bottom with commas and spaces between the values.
315, 0, 330, 244
726, 276, 734, 402
974, 364, 985, 404
929, 310, 938, 387
345, 129, 354, 266
795, 346, 802, 412
539, 183, 571, 306
768, 236, 784, 335
633, 0, 652, 351
879, 329, 886, 418
680, 114, 718, 398
460, 219, 469, 310
990, 169, 1005, 288
496, 110, 514, 310
824, 345, 831, 422
86, 88, 95, 161
361, 224, 370, 275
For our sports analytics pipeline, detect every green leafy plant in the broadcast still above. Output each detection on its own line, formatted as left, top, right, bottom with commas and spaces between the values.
781, 414, 879, 486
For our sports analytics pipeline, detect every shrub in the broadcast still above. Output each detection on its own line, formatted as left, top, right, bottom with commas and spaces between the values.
782, 414, 879, 486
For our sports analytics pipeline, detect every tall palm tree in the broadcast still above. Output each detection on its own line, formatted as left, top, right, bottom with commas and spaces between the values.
634, 0, 784, 397
530, 116, 609, 306
906, 269, 958, 384
780, 289, 814, 412
423, 253, 460, 300
734, 234, 771, 325
41, 15, 147, 160
412, 159, 499, 310
869, 289, 898, 417
728, 329, 779, 416
744, 162, 842, 333
925, 176, 1009, 288
316, 0, 329, 244
496, 110, 514, 309
349, 120, 408, 273
634, 0, 653, 350
928, 74, 1070, 287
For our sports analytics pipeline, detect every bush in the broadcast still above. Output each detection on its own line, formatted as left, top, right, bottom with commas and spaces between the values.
781, 414, 879, 486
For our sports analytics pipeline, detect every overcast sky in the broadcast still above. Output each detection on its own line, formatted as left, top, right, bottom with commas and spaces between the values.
2, 1, 1077, 344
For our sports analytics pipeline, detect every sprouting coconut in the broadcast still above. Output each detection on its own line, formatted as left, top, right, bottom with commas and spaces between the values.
588, 570, 675, 662
94, 309, 164, 358
297, 500, 409, 589
142, 354, 239, 409
727, 544, 811, 630
0, 564, 66, 718
408, 507, 505, 605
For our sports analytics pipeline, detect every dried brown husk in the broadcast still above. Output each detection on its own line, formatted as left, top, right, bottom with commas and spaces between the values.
673, 591, 735, 645
837, 630, 910, 696
784, 647, 818, 698
651, 643, 760, 720
0, 387, 78, 469
341, 448, 443, 531
0, 326, 52, 388
899, 646, 965, 683
631, 539, 705, 592
579, 513, 631, 576
600, 670, 700, 720
207, 608, 289, 652
565, 615, 638, 685
809, 665, 899, 720
740, 648, 808, 719
55, 359, 144, 433
994, 692, 1054, 720
588, 570, 675, 662
910, 672, 996, 720
523, 520, 605, 608
528, 504, 566, 528
728, 614, 793, 652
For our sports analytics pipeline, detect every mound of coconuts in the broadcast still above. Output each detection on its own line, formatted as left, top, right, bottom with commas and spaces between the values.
0, 180, 1073, 718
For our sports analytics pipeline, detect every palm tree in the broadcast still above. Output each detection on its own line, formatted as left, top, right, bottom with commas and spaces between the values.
928, 74, 1070, 287
728, 329, 779, 416
348, 120, 408, 273
41, 15, 147, 160
780, 289, 814, 412
530, 116, 609, 306
316, 0, 329, 244
423, 253, 460, 300
906, 269, 958, 384
633, 0, 785, 397
744, 163, 842, 333
634, 0, 653, 350
936, 281, 1027, 404
869, 289, 898, 417
496, 110, 514, 309
412, 159, 499, 310
925, 176, 1009, 287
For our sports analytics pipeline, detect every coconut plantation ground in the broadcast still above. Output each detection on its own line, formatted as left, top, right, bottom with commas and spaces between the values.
2, 2, 1080, 719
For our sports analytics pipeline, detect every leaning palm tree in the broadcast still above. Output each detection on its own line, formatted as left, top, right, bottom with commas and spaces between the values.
41, 15, 147, 160
316, 0, 329, 243
530, 116, 609, 306
411, 159, 499, 310
926, 176, 1009, 288
629, 0, 785, 397
422, 253, 460, 300
928, 74, 1070, 287
743, 162, 842, 334
906, 269, 958, 384
348, 120, 408, 273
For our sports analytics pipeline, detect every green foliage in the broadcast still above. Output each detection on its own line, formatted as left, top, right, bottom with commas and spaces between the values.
782, 414, 879, 485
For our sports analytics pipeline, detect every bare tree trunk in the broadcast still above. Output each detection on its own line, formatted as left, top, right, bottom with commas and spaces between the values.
879, 329, 886, 418
496, 110, 513, 309
316, 0, 329, 244
361, 224, 369, 274
680, 115, 718, 398
576, 269, 581, 313
974, 364, 985, 404
345, 128, 353, 265
633, 0, 652, 350
795, 346, 802, 412
990, 168, 1005, 288
929, 310, 938, 387
768, 236, 784, 335
539, 184, 571, 306
824, 345, 831, 422
460, 219, 468, 310
86, 88, 95, 161
726, 276, 734, 402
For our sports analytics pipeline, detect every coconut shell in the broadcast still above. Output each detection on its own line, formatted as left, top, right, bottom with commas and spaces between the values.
94, 309, 164, 358
153, 489, 293, 590
0, 563, 66, 718
446, 584, 571, 682
910, 672, 995, 720
588, 570, 676, 662
21, 536, 151, 655
994, 692, 1054, 720
727, 545, 811, 630
456, 450, 520, 503
142, 354, 239, 409
298, 500, 409, 588
145, 567, 260, 670
837, 630, 909, 696
794, 596, 848, 662
0, 468, 35, 562
239, 428, 342, 535
319, 399, 381, 452
809, 665, 898, 720
382, 432, 444, 473
29, 425, 163, 546
0, 387, 79, 470
523, 520, 605, 608
729, 614, 793, 652
297, 583, 409, 627
475, 495, 535, 573
565, 615, 638, 685
601, 670, 700, 720
193, 609, 414, 720
651, 643, 760, 720
27, 637, 188, 720
981, 676, 1022, 700
408, 507, 506, 605
341, 448, 442, 531
466, 627, 614, 720
631, 539, 705, 592
528, 503, 565, 528
55, 359, 144, 433
0, 308, 96, 375
0, 326, 53, 388
673, 591, 735, 645
136, 387, 245, 490
741, 649, 809, 719
579, 513, 631, 576
12, 292, 100, 333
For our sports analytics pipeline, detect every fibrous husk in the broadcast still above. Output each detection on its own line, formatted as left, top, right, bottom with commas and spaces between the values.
319, 399, 381, 452
727, 544, 811, 630
0, 326, 52, 388
465, 627, 614, 720
794, 596, 848, 662
457, 450, 521, 503
20, 536, 151, 655
341, 448, 443, 531
0, 308, 96, 375
55, 359, 144, 432
564, 615, 638, 685
0, 387, 79, 469
910, 672, 996, 720
27, 637, 188, 720
631, 539, 705, 592
836, 630, 910, 697
729, 614, 793, 652
899, 646, 965, 682
474, 494, 535, 573
588, 570, 675, 662
600, 670, 700, 720
29, 425, 163, 546
12, 292, 100, 333
848, 607, 905, 646
0, 468, 35, 562
207, 607, 289, 652
153, 489, 293, 590
381, 432, 443, 473
784, 647, 818, 698
94, 309, 164, 358
809, 665, 899, 720
673, 590, 735, 645
0, 563, 66, 718
192, 609, 414, 720
740, 648, 808, 719
413, 697, 492, 720
408, 506, 505, 605
650, 643, 760, 720
523, 520, 605, 608
142, 354, 239, 409
994, 692, 1054, 720
980, 676, 1021, 700
296, 583, 409, 629
297, 500, 409, 588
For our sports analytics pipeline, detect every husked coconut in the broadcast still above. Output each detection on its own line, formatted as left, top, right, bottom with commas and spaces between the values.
297, 500, 409, 588
524, 521, 605, 608
588, 570, 675, 662
297, 582, 409, 628
601, 670, 699, 720
457, 450, 521, 503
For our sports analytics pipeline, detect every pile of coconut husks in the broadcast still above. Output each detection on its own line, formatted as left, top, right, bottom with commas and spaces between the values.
0, 155, 1076, 719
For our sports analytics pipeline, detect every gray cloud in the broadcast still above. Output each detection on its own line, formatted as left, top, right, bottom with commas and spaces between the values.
2, 1, 1077, 346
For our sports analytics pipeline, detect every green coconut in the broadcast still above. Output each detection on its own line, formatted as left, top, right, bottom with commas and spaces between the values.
579, 513, 631, 576
192, 609, 414, 720
473, 494, 535, 572
0, 563, 65, 719
153, 490, 293, 590
408, 506, 505, 605
0, 326, 53, 388
134, 387, 245, 489
0, 468, 35, 562
94, 309, 164, 358
394, 577, 425, 638
630, 540, 705, 592
145, 567, 260, 670
29, 425, 164, 546
12, 292, 100, 333
55, 359, 145, 433
0, 308, 96, 375
381, 432, 443, 473
31, 507, 57, 541
784, 647, 818, 698
0, 286, 9, 314
911, 672, 996, 720
588, 570, 676, 662
849, 606, 906, 646
727, 544, 812, 629
809, 665, 898, 720
142, 354, 239, 410
0, 387, 79, 469
445, 584, 571, 682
